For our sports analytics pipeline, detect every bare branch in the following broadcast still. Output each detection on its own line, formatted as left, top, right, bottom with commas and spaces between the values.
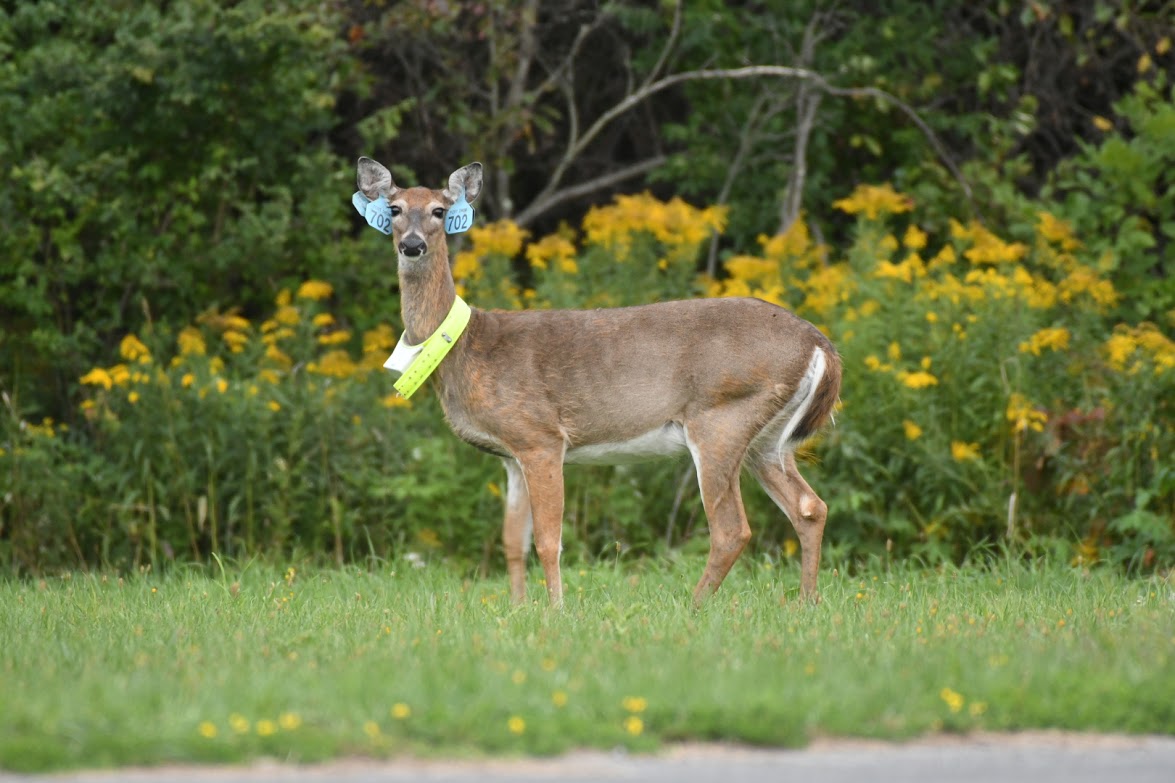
529, 64, 980, 225
641, 0, 683, 91
514, 156, 667, 228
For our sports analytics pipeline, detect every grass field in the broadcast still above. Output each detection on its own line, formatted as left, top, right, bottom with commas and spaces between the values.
1, 556, 1172, 772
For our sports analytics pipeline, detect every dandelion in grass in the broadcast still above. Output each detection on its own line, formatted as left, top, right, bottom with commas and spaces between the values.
256, 719, 277, 737
391, 703, 411, 720
198, 721, 218, 739
363, 721, 381, 739
278, 712, 302, 730
181, 372, 195, 388
621, 696, 648, 714
229, 713, 250, 734
783, 539, 799, 558
507, 716, 526, 735
902, 420, 923, 440
623, 716, 644, 736
128, 391, 140, 404
950, 441, 980, 462
939, 687, 965, 713
512, 670, 527, 685
969, 701, 988, 717
552, 690, 568, 708
215, 378, 229, 394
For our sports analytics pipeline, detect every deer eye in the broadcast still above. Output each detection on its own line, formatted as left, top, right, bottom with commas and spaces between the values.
432, 207, 445, 219
389, 205, 402, 217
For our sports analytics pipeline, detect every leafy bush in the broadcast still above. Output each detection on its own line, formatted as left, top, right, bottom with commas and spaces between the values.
3, 182, 1172, 574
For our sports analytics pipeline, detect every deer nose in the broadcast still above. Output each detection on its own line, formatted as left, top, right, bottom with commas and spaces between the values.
400, 235, 427, 257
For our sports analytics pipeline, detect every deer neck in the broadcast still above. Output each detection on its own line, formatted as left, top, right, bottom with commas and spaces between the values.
398, 244, 458, 345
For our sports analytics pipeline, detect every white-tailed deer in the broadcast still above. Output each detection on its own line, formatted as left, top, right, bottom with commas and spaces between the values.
357, 157, 841, 606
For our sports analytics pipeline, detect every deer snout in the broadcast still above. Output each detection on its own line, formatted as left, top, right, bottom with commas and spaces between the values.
399, 235, 427, 257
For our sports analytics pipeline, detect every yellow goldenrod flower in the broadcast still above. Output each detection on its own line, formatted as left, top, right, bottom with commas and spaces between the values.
119, 334, 151, 363
832, 183, 913, 220
950, 441, 980, 462
903, 224, 928, 250
381, 393, 412, 409
1006, 393, 1048, 434
177, 326, 206, 356
1018, 327, 1070, 357
363, 324, 397, 354
896, 370, 938, 389
80, 367, 114, 390
391, 703, 411, 720
507, 716, 526, 735
308, 350, 357, 379
274, 305, 301, 326
222, 330, 248, 353
903, 420, 923, 440
317, 330, 352, 346
297, 280, 334, 301
109, 364, 131, 386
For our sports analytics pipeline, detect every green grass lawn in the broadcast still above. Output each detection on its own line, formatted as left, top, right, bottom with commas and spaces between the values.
1, 556, 1172, 772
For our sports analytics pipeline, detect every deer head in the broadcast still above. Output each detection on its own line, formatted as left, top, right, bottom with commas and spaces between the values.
356, 157, 483, 266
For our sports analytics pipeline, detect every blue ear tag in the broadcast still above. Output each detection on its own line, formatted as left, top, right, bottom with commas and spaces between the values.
445, 190, 476, 235
352, 190, 393, 235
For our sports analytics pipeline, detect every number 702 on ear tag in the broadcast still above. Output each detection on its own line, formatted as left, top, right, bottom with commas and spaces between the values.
445, 190, 475, 234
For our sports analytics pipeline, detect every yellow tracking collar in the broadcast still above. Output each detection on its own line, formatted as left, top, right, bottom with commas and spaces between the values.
382, 296, 472, 399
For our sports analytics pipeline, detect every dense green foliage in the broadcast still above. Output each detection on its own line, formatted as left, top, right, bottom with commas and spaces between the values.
2, 560, 1172, 771
1, 1, 1172, 573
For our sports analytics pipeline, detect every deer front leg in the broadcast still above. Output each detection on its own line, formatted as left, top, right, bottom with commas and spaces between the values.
516, 448, 566, 607
501, 458, 533, 604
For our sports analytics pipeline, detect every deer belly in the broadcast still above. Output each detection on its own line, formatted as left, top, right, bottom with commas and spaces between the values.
564, 423, 688, 466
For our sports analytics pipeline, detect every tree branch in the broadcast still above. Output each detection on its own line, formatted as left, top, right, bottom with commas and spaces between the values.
514, 155, 667, 227
528, 64, 980, 226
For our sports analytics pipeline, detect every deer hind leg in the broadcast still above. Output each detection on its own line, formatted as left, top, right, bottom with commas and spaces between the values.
501, 458, 533, 604
516, 448, 566, 607
684, 423, 753, 605
748, 449, 827, 602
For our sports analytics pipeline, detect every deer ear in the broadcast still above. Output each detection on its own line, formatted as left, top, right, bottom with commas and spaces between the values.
357, 157, 395, 201
444, 162, 483, 204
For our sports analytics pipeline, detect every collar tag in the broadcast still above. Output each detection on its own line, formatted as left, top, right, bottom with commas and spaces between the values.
384, 296, 472, 398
